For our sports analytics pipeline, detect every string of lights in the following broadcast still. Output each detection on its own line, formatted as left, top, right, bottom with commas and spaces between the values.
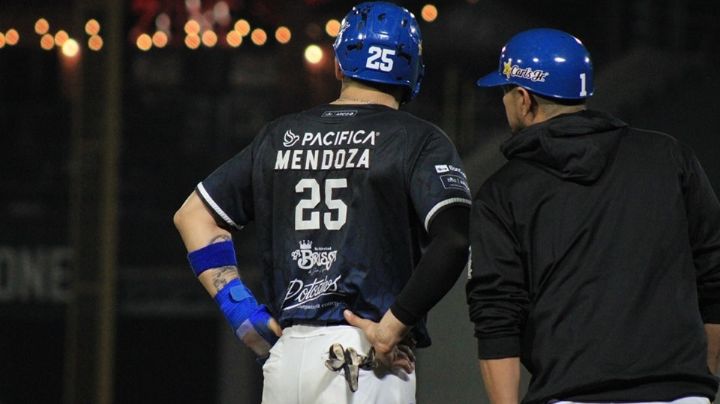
0, 2, 441, 66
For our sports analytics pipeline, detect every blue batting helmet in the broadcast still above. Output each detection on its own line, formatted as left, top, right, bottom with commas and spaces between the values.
476, 28, 594, 100
333, 1, 425, 102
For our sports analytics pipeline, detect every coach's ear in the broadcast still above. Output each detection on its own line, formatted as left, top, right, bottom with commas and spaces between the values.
334, 58, 344, 80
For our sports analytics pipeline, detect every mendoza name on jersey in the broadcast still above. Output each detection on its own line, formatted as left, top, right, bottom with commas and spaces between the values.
274, 129, 377, 171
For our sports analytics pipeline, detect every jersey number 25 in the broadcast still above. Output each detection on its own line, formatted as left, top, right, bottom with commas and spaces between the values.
295, 178, 347, 231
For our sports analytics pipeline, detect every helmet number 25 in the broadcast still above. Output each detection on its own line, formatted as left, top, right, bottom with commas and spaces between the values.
295, 178, 348, 231
366, 46, 395, 72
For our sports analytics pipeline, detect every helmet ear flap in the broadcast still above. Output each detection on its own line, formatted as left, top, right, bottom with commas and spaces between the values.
333, 1, 425, 102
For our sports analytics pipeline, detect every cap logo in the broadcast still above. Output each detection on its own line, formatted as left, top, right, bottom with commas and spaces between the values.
502, 58, 549, 82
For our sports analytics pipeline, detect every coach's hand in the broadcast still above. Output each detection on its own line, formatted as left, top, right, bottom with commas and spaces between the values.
343, 309, 415, 373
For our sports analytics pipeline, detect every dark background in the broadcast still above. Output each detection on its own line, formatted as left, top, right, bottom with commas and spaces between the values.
1, 0, 719, 403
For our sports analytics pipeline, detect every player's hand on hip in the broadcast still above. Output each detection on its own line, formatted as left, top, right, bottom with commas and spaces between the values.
268, 317, 283, 337
343, 309, 415, 373
239, 307, 283, 358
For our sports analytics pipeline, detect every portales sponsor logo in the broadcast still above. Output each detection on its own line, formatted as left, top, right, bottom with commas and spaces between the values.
503, 59, 549, 82
291, 240, 337, 273
282, 275, 343, 311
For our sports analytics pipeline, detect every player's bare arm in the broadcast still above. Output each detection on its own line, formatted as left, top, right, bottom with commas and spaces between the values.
174, 191, 282, 353
174, 193, 239, 295
479, 357, 521, 404
707, 324, 720, 374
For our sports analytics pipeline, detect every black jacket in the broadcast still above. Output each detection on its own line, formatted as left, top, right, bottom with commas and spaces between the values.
466, 110, 720, 403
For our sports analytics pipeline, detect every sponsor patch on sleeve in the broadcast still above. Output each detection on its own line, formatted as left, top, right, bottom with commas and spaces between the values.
435, 164, 449, 173
440, 173, 470, 192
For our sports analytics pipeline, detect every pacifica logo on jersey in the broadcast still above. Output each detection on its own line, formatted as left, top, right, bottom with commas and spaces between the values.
275, 129, 378, 171
282, 129, 379, 148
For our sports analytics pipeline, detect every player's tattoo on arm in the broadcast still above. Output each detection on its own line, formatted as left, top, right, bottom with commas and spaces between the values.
212, 265, 238, 292
205, 234, 237, 292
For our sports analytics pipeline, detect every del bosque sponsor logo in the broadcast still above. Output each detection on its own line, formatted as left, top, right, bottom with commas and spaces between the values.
282, 275, 343, 310
291, 240, 337, 274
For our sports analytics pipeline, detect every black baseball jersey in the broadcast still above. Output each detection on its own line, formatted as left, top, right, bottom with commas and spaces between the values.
197, 103, 470, 345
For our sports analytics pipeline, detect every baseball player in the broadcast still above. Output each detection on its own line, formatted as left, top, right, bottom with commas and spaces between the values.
173, 2, 471, 403
466, 28, 720, 403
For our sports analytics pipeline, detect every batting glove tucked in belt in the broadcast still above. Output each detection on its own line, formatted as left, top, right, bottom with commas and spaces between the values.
324, 343, 377, 392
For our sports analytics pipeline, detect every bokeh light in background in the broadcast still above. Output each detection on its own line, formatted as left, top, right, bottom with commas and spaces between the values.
40, 33, 54, 50
156, 13, 171, 32
201, 30, 218, 47
0, 2, 452, 59
35, 18, 50, 35
226, 30, 242, 47
136, 33, 152, 51
61, 38, 79, 57
54, 30, 69, 47
88, 35, 103, 51
304, 44, 323, 64
152, 31, 168, 48
234, 19, 251, 37
421, 4, 438, 22
85, 19, 100, 36
184, 20, 200, 35
325, 19, 340, 37
213, 1, 231, 25
275, 26, 291, 44
5, 29, 19, 45
250, 28, 267, 46
184, 33, 200, 50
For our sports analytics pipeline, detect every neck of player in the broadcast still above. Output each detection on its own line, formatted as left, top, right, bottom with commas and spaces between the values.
332, 80, 400, 110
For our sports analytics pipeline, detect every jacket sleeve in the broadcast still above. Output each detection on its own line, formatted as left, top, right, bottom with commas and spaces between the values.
466, 190, 529, 359
682, 146, 720, 324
